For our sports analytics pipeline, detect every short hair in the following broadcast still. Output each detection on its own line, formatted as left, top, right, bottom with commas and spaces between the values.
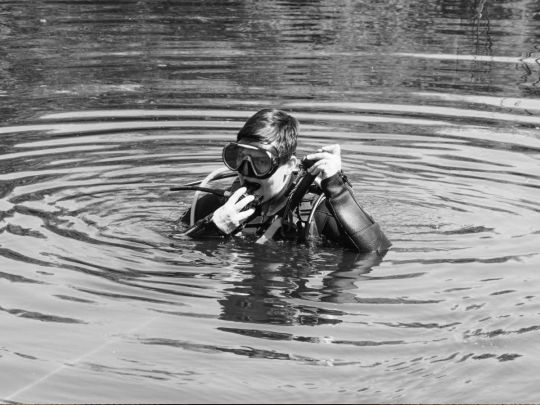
236, 109, 298, 163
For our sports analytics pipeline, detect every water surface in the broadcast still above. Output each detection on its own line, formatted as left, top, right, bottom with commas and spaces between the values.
1, 0, 540, 403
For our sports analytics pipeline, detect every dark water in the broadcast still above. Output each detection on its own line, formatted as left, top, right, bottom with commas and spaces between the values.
1, 0, 540, 403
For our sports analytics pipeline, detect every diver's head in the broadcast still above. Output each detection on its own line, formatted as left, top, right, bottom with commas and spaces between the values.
222, 109, 299, 202
236, 109, 298, 161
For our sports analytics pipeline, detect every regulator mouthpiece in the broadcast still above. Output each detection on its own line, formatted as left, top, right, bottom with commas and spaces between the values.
244, 181, 261, 194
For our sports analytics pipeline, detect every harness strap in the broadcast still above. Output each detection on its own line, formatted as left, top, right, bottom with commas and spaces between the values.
255, 216, 282, 244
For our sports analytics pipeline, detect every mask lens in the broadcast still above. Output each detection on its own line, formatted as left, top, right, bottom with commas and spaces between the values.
222, 143, 276, 177
223, 143, 243, 170
250, 152, 273, 175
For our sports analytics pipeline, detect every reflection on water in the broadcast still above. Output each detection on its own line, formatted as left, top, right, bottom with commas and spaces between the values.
2, 0, 540, 124
218, 248, 383, 325
1, 0, 540, 403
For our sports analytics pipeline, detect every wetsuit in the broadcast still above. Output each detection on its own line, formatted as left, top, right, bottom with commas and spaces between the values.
180, 171, 391, 255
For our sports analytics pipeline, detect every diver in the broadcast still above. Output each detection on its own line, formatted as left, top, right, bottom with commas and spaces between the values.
174, 108, 391, 255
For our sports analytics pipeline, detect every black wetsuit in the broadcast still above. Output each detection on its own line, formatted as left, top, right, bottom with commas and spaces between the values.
180, 171, 391, 255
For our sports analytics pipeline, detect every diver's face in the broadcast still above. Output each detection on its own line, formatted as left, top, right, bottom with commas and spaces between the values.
236, 142, 297, 203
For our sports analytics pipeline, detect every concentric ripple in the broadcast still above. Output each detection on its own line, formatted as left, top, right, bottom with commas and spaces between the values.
1, 101, 539, 402
2, 0, 540, 401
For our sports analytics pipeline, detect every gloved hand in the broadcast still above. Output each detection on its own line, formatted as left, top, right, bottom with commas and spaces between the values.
212, 187, 255, 234
305, 144, 342, 180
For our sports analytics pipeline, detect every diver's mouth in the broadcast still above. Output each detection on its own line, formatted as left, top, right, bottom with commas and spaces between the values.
242, 179, 261, 194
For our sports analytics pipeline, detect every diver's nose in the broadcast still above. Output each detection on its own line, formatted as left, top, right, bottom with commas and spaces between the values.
238, 160, 255, 177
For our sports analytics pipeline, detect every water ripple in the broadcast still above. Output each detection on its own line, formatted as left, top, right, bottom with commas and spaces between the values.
1, 106, 539, 402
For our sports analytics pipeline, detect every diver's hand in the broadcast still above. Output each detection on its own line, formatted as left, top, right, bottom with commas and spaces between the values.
212, 187, 255, 234
305, 144, 342, 180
